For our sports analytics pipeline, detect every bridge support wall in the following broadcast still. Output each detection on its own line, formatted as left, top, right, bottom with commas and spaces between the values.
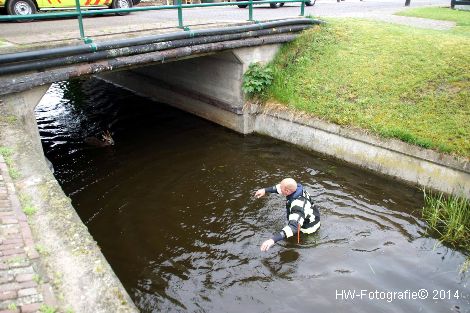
0, 86, 50, 157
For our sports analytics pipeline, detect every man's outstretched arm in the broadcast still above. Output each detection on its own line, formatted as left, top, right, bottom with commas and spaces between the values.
254, 185, 281, 198
260, 207, 305, 251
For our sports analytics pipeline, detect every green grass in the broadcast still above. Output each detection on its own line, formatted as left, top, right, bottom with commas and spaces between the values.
0, 114, 17, 124
267, 19, 470, 157
0, 146, 20, 179
0, 146, 13, 162
19, 193, 37, 216
8, 168, 20, 180
422, 190, 470, 257
35, 244, 48, 256
23, 205, 37, 216
396, 6, 470, 36
8, 303, 17, 311
33, 274, 42, 284
39, 305, 57, 313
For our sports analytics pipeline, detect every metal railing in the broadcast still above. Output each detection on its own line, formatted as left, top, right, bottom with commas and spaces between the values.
0, 0, 310, 44
451, 0, 470, 8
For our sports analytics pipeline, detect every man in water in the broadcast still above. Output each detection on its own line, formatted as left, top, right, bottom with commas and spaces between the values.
254, 178, 320, 251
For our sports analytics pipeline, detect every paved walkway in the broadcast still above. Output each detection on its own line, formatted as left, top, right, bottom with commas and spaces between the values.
363, 13, 455, 30
0, 156, 56, 313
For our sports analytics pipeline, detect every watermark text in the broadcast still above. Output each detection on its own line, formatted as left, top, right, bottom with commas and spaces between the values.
335, 289, 462, 303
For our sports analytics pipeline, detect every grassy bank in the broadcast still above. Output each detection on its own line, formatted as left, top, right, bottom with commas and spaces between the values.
266, 19, 470, 158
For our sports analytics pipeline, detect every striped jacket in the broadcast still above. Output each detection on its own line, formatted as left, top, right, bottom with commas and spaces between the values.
266, 183, 321, 243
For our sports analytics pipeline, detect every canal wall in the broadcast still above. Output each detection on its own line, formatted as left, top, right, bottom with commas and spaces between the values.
250, 103, 470, 199
0, 87, 139, 313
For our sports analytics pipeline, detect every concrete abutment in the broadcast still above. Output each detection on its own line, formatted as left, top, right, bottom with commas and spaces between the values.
1, 85, 50, 158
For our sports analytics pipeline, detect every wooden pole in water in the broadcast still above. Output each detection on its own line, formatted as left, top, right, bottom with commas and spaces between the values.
297, 223, 300, 244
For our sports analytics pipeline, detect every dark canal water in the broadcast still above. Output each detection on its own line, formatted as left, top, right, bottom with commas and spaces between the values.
35, 78, 469, 313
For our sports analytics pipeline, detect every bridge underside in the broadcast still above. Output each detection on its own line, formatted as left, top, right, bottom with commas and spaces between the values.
98, 45, 281, 134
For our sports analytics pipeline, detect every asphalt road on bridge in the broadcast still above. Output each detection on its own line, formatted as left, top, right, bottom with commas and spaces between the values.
0, 0, 449, 50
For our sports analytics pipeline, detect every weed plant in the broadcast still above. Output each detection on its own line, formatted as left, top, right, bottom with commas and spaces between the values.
422, 190, 470, 255
242, 63, 274, 99
0, 146, 20, 179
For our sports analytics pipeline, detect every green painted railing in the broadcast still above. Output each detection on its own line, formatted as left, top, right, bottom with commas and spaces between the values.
451, 0, 470, 8
0, 0, 308, 44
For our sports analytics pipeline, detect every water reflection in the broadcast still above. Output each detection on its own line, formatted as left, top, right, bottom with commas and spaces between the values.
36, 78, 469, 313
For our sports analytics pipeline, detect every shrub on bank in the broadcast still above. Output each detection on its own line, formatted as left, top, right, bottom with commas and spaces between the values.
242, 63, 274, 99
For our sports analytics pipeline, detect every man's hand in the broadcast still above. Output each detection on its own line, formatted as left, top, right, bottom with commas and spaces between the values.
254, 189, 266, 198
260, 239, 275, 252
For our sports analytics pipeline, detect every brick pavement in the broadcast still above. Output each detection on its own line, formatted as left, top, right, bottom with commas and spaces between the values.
0, 156, 57, 313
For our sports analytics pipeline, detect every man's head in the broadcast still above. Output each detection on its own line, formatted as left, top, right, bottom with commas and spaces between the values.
279, 178, 297, 196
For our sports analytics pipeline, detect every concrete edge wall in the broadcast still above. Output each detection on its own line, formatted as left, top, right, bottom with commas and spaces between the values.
0, 87, 139, 313
251, 104, 470, 198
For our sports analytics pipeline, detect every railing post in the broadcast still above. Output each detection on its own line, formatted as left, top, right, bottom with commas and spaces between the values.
300, 0, 305, 16
74, 0, 88, 42
248, 0, 253, 21
177, 0, 184, 28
